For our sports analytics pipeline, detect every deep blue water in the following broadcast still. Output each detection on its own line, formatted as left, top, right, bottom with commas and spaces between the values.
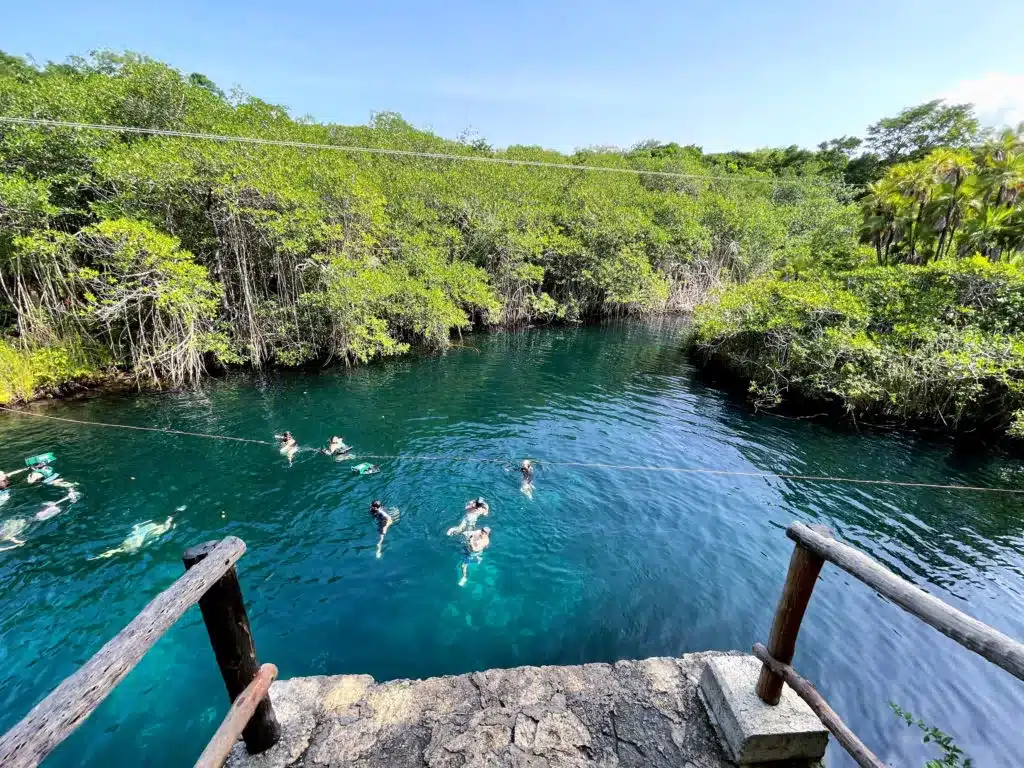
1, 320, 1023, 766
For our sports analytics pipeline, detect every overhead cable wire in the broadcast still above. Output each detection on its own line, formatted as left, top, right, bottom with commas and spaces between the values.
0, 116, 849, 191
1, 406, 1020, 494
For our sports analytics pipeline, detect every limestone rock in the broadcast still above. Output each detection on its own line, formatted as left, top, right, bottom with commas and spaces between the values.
228, 652, 742, 767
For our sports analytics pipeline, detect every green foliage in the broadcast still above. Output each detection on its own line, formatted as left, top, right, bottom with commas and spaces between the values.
0, 48, 856, 394
0, 336, 104, 403
890, 703, 973, 768
866, 101, 980, 165
862, 131, 1024, 266
693, 259, 1024, 437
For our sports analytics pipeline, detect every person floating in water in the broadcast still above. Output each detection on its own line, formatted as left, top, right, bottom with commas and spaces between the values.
446, 498, 489, 536
458, 526, 491, 587
320, 436, 351, 456
0, 518, 27, 551
26, 465, 72, 487
519, 459, 534, 498
352, 462, 380, 476
91, 516, 175, 559
275, 431, 299, 464
0, 472, 9, 508
35, 490, 80, 521
370, 500, 396, 559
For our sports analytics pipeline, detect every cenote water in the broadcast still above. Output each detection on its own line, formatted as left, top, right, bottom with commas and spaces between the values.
1, 320, 1023, 767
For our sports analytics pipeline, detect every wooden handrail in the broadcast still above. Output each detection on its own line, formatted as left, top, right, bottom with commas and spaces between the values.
184, 542, 280, 752
788, 521, 1024, 681
754, 522, 1024, 768
195, 664, 278, 768
0, 536, 246, 768
753, 644, 884, 768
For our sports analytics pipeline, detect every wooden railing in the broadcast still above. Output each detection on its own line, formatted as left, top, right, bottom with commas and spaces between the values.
756, 521, 1024, 768
0, 537, 280, 768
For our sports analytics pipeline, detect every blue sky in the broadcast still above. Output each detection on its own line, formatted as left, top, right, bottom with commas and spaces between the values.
5, 0, 1024, 152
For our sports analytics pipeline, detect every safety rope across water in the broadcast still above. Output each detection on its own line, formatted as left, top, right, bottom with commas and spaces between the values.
356, 454, 1024, 494
2, 406, 1022, 494
0, 406, 275, 446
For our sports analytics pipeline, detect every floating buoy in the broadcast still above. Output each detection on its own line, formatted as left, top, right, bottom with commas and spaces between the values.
352, 462, 380, 476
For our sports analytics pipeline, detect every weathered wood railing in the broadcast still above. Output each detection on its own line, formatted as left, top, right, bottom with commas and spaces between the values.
757, 521, 1024, 768
0, 536, 280, 768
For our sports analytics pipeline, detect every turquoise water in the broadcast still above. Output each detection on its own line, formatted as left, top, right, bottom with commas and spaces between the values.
1, 320, 1023, 767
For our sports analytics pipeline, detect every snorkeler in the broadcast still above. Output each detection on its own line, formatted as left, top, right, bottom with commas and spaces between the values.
458, 526, 491, 587
26, 465, 59, 485
446, 498, 489, 536
275, 431, 299, 464
35, 490, 80, 521
370, 500, 397, 559
519, 459, 534, 498
320, 436, 351, 456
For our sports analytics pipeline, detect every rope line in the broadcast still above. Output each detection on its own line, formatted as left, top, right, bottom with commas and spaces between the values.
0, 117, 848, 191
1, 406, 1020, 494
356, 454, 1024, 494
0, 406, 274, 446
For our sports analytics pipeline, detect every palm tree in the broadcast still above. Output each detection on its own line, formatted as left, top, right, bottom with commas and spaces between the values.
925, 149, 975, 262
862, 176, 907, 266
890, 161, 935, 263
960, 204, 1014, 260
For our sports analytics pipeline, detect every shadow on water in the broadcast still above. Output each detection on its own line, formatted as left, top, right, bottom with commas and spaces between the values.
0, 317, 1022, 767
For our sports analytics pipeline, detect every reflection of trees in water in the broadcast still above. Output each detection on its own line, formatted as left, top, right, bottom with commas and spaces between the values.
361, 320, 695, 428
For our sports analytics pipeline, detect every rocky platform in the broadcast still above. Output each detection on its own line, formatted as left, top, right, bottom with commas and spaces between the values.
227, 652, 741, 768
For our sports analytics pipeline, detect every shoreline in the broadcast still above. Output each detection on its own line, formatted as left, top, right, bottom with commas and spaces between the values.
689, 346, 1024, 456
6, 318, 1022, 457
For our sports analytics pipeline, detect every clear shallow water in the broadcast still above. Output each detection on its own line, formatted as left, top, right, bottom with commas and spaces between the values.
1, 320, 1023, 767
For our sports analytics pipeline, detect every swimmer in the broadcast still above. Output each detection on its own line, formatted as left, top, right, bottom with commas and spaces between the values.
519, 459, 534, 499
275, 431, 299, 464
26, 465, 59, 485
370, 500, 395, 559
352, 462, 380, 476
0, 518, 27, 551
446, 498, 489, 536
320, 436, 351, 456
0, 471, 9, 491
35, 491, 79, 521
91, 516, 175, 559
459, 526, 491, 587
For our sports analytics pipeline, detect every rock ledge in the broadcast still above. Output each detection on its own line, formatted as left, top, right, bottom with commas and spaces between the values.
228, 652, 743, 767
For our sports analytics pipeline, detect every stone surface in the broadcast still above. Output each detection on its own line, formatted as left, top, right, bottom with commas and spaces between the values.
699, 656, 828, 764
227, 652, 743, 767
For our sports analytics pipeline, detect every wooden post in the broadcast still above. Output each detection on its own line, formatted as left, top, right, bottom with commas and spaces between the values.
755, 525, 829, 705
183, 542, 281, 754
0, 537, 246, 768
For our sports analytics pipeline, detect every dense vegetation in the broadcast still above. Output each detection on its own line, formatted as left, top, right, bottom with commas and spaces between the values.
0, 50, 856, 402
2, 51, 1021, 444
694, 105, 1024, 443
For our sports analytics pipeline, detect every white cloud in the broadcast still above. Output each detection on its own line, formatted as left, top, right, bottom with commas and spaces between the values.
941, 72, 1024, 126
